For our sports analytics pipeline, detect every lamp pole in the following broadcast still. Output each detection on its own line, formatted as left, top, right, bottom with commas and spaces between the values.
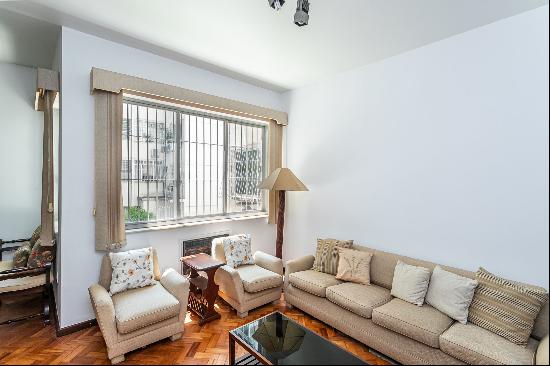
276, 190, 286, 259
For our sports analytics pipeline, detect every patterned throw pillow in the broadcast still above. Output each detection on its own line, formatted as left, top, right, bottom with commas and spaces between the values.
222, 234, 254, 269
27, 239, 54, 268
335, 248, 373, 285
109, 247, 156, 295
30, 225, 41, 245
468, 268, 548, 346
312, 238, 353, 275
13, 242, 33, 268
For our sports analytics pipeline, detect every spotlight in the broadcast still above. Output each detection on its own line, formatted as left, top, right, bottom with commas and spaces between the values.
268, 0, 285, 11
294, 0, 310, 26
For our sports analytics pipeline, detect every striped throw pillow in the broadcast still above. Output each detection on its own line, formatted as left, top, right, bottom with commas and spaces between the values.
312, 238, 353, 275
468, 268, 548, 346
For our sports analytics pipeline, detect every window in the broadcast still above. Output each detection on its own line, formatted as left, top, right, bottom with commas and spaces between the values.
122, 98, 267, 228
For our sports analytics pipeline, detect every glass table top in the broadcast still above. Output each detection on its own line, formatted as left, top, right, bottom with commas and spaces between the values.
230, 312, 368, 365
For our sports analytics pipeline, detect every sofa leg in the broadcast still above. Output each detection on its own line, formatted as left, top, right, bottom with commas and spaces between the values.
286, 303, 293, 310
237, 311, 248, 318
110, 355, 125, 364
170, 333, 182, 341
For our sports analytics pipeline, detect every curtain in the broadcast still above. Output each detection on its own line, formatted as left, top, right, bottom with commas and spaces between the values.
268, 121, 283, 224
94, 90, 126, 251
38, 90, 56, 246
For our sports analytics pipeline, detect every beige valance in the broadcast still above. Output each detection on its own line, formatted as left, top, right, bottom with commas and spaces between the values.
35, 68, 59, 112
90, 67, 288, 125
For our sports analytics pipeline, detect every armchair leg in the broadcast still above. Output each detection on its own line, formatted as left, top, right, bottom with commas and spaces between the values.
110, 355, 125, 364
237, 311, 248, 318
170, 333, 182, 341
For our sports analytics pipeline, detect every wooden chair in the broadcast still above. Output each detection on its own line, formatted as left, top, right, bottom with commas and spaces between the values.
0, 237, 53, 326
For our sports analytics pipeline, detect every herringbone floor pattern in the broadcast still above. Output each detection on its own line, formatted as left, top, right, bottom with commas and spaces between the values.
0, 294, 390, 365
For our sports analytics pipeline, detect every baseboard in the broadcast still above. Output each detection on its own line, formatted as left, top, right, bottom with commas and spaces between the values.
56, 318, 97, 337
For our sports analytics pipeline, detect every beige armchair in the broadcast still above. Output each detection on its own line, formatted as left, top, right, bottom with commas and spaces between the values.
89, 249, 189, 364
212, 238, 283, 318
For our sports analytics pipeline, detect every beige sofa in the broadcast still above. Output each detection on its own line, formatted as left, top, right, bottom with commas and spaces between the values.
285, 245, 549, 365
89, 250, 190, 364
212, 238, 284, 318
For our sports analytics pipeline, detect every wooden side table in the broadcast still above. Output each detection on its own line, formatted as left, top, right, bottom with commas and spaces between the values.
180, 253, 224, 325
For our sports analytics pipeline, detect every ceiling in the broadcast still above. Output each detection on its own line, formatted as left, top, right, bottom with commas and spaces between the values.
0, 8, 60, 69
1, 0, 548, 91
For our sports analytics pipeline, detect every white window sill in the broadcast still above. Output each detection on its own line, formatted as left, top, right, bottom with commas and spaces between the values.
125, 213, 269, 234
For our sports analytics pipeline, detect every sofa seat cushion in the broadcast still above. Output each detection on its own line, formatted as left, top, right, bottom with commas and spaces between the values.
372, 298, 454, 348
236, 264, 283, 293
440, 323, 539, 365
288, 270, 341, 297
326, 282, 392, 319
112, 283, 180, 334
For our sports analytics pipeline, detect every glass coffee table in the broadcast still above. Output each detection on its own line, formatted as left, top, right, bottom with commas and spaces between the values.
229, 312, 368, 365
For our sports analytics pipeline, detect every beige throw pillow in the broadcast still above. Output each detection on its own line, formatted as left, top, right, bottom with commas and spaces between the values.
468, 267, 548, 346
312, 238, 353, 275
335, 248, 373, 285
426, 266, 478, 324
391, 260, 431, 306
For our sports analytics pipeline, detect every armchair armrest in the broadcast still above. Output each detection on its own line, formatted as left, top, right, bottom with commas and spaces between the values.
537, 335, 549, 365
214, 265, 245, 303
254, 251, 283, 275
284, 255, 315, 289
160, 268, 190, 321
88, 284, 117, 346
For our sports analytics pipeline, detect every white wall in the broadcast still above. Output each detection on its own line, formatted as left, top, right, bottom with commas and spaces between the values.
59, 27, 282, 328
0, 63, 42, 242
283, 6, 549, 288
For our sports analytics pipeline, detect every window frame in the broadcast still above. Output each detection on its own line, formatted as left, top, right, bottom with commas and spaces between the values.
123, 97, 269, 231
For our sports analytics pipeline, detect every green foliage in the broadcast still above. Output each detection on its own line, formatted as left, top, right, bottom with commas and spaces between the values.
126, 206, 154, 222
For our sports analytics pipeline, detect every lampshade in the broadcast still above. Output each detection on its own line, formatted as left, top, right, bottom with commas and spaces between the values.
257, 168, 308, 191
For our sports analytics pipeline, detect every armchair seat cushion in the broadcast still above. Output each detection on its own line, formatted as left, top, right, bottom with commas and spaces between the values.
236, 265, 283, 293
112, 283, 180, 334
440, 322, 539, 365
326, 282, 392, 319
0, 260, 14, 272
372, 298, 454, 348
288, 270, 341, 298
0, 274, 48, 293
0, 261, 50, 294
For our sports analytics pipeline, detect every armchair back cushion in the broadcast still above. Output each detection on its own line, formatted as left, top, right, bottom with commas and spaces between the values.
99, 248, 161, 291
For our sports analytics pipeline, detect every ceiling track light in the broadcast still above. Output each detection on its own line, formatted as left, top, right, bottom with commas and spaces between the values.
294, 0, 310, 27
268, 0, 285, 11
268, 0, 310, 27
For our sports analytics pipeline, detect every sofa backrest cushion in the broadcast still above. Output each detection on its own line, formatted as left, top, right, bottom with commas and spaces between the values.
351, 244, 474, 290
352, 244, 548, 340
99, 248, 161, 290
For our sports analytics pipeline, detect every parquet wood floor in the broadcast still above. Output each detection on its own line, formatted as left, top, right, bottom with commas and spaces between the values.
0, 294, 390, 365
